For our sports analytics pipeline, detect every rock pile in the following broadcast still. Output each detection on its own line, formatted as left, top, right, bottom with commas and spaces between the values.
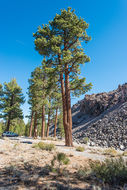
72, 84, 127, 150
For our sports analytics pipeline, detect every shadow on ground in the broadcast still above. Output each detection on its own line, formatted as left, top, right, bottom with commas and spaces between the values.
0, 162, 94, 190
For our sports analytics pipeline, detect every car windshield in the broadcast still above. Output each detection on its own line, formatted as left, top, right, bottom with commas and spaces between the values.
6, 132, 12, 134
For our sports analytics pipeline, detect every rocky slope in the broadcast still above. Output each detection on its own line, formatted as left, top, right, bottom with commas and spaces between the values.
72, 83, 127, 150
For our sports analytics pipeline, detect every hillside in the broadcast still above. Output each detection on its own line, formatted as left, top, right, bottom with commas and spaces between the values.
72, 83, 127, 150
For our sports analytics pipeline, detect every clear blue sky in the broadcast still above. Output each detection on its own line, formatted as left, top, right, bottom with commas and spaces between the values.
0, 0, 127, 122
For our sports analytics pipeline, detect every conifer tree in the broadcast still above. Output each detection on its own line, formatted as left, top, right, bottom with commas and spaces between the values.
0, 84, 3, 97
1, 79, 25, 131
29, 110, 34, 137
28, 68, 42, 138
0, 84, 3, 117
51, 90, 62, 138
28, 74, 37, 137
28, 62, 50, 138
33, 8, 92, 146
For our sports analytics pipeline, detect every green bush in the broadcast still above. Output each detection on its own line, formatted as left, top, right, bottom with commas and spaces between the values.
38, 142, 55, 151
51, 153, 70, 174
103, 148, 117, 157
78, 157, 127, 186
123, 151, 127, 156
83, 137, 89, 144
77, 167, 91, 179
32, 143, 39, 148
33, 142, 55, 151
90, 157, 127, 185
76, 146, 85, 152
56, 153, 70, 165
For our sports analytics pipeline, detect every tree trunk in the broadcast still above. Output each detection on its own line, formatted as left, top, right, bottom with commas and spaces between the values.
54, 108, 58, 138
6, 94, 14, 131
65, 64, 73, 146
41, 105, 45, 138
60, 72, 68, 145
46, 108, 51, 137
6, 116, 10, 131
59, 54, 72, 146
29, 111, 34, 137
33, 112, 37, 139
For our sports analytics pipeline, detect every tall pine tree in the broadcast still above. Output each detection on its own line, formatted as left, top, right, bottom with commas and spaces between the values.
1, 79, 25, 131
0, 84, 3, 117
33, 8, 92, 146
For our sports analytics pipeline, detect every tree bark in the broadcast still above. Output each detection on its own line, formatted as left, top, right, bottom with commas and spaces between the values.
46, 108, 51, 137
54, 108, 58, 138
6, 117, 10, 131
29, 111, 34, 137
65, 64, 73, 147
60, 72, 68, 145
6, 94, 14, 131
41, 105, 45, 138
33, 112, 37, 139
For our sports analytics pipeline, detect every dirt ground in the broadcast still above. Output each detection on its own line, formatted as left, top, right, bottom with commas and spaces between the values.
0, 137, 126, 190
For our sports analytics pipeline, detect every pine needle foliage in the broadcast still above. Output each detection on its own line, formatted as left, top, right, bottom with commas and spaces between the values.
0, 79, 25, 131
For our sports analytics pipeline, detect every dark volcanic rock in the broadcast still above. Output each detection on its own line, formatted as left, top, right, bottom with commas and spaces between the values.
80, 83, 127, 116
72, 83, 127, 150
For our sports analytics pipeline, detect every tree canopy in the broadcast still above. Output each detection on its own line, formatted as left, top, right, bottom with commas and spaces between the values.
0, 79, 25, 131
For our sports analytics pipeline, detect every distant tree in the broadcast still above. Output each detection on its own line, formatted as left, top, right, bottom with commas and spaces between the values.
29, 110, 34, 137
57, 110, 65, 138
10, 118, 26, 136
1, 79, 25, 131
0, 84, 3, 116
0, 84, 3, 97
28, 63, 49, 138
0, 120, 5, 135
33, 7, 92, 146
28, 69, 40, 138
51, 90, 62, 138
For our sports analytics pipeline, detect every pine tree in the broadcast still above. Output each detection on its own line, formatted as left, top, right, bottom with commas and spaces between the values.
10, 118, 26, 136
0, 84, 3, 97
51, 90, 62, 138
0, 84, 3, 117
33, 8, 92, 146
28, 62, 50, 138
1, 79, 25, 131
29, 110, 34, 137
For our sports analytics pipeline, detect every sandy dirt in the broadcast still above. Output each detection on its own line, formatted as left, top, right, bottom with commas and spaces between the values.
0, 137, 125, 190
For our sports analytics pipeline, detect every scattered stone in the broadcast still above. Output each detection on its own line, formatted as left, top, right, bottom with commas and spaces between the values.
72, 83, 127, 150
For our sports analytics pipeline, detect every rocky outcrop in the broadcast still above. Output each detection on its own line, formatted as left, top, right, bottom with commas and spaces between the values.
72, 83, 127, 150
80, 83, 127, 116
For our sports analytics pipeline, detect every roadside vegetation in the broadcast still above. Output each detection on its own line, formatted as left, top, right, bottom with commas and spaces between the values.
78, 157, 127, 186
76, 146, 85, 152
33, 142, 55, 151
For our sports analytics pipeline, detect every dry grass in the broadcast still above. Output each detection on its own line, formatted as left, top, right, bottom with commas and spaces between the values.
0, 138, 127, 189
33, 142, 55, 151
123, 151, 127, 156
78, 157, 127, 186
41, 137, 58, 141
76, 146, 85, 152
103, 148, 118, 157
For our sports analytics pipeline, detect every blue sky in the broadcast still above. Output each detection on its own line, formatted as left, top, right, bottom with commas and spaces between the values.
0, 0, 127, 122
